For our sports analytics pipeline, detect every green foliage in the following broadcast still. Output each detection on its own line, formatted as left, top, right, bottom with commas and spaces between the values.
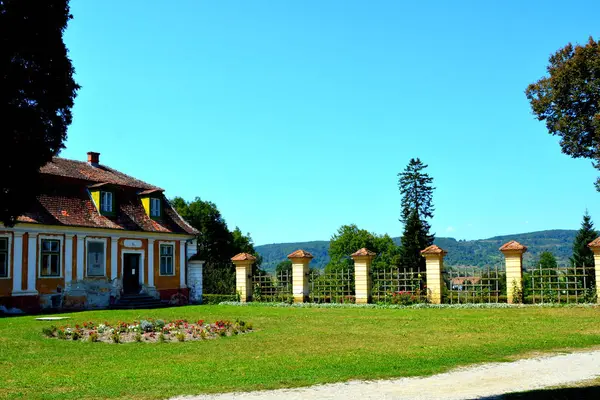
171, 196, 260, 293
0, 0, 80, 226
525, 37, 600, 190
176, 332, 185, 342
275, 260, 292, 275
397, 158, 435, 271
325, 224, 400, 272
42, 326, 56, 338
201, 294, 239, 305
539, 251, 558, 270
88, 332, 99, 343
111, 333, 120, 344
158, 332, 166, 343
571, 211, 598, 286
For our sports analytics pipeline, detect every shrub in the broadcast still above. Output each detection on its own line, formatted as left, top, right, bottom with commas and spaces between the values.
57, 329, 66, 340
155, 319, 165, 330
72, 331, 81, 341
176, 332, 185, 342
158, 332, 166, 343
140, 320, 153, 333
111, 333, 121, 344
42, 326, 56, 338
135, 333, 142, 342
88, 332, 99, 342
202, 294, 238, 305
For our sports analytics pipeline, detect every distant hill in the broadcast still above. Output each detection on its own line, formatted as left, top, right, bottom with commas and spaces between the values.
256, 230, 578, 273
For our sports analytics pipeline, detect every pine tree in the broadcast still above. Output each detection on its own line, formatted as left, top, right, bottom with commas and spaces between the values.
397, 158, 435, 271
571, 211, 598, 285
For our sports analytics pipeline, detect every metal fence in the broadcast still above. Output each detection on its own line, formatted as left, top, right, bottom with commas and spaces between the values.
443, 265, 507, 304
371, 268, 427, 304
524, 264, 596, 304
308, 269, 355, 303
251, 271, 293, 302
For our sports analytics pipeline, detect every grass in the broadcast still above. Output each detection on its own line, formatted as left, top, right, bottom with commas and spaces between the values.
1, 305, 600, 399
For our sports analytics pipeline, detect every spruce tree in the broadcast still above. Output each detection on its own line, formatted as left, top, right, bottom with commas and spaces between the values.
397, 158, 435, 271
571, 211, 598, 285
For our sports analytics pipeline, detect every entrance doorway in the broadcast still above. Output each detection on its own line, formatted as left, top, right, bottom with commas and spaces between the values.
123, 253, 141, 294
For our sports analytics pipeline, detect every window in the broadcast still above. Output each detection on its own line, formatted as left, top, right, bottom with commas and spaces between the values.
100, 191, 113, 213
150, 198, 161, 217
40, 239, 61, 277
87, 241, 105, 277
160, 244, 174, 275
0, 238, 8, 278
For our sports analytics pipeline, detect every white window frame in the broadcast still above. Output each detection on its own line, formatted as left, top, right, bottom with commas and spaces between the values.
38, 235, 63, 278
85, 238, 107, 277
120, 249, 145, 286
159, 241, 176, 276
100, 191, 113, 213
150, 198, 161, 217
0, 234, 11, 279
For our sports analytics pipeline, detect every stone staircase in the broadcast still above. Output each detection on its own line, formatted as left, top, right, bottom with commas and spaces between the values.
110, 293, 164, 309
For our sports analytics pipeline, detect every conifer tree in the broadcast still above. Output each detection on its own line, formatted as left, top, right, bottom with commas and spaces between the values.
397, 158, 435, 271
571, 211, 598, 285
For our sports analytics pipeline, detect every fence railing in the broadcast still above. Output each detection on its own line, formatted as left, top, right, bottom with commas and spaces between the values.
309, 269, 355, 303
251, 271, 293, 302
524, 264, 596, 304
443, 265, 507, 304
371, 268, 427, 304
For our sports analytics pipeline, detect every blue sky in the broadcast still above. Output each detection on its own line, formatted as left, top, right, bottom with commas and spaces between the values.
62, 0, 600, 245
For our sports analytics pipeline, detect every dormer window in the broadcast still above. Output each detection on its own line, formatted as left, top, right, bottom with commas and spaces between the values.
100, 191, 113, 213
150, 198, 161, 217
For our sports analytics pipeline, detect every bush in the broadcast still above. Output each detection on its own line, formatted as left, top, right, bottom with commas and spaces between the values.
135, 333, 142, 342
202, 294, 238, 305
42, 326, 56, 338
155, 320, 165, 330
111, 333, 121, 344
140, 320, 153, 333
176, 332, 185, 342
72, 331, 81, 341
158, 332, 166, 343
88, 332, 99, 342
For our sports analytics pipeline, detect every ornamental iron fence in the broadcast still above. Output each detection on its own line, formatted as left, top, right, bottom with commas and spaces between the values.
251, 271, 293, 302
371, 268, 427, 304
308, 269, 355, 303
523, 264, 596, 304
443, 265, 507, 304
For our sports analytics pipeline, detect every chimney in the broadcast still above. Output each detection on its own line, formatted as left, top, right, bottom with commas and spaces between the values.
87, 152, 100, 166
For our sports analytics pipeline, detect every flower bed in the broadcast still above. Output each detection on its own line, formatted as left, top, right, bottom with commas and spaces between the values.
41, 318, 253, 343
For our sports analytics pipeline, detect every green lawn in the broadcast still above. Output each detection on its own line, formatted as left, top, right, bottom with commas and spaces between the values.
1, 305, 600, 399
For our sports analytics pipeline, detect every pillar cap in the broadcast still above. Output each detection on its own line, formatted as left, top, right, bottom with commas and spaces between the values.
420, 244, 447, 256
351, 248, 376, 257
231, 253, 256, 262
499, 240, 527, 253
287, 249, 313, 259
588, 237, 600, 248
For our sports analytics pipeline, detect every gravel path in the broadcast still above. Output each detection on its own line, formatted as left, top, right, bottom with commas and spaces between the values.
172, 350, 600, 400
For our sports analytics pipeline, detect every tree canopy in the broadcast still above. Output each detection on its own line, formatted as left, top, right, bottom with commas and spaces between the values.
525, 37, 600, 189
326, 224, 399, 272
397, 158, 435, 270
1, 0, 79, 226
171, 196, 260, 293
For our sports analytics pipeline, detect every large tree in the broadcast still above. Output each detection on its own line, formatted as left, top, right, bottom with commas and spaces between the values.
1, 0, 79, 226
525, 37, 600, 189
571, 211, 598, 286
326, 224, 400, 272
171, 197, 260, 293
397, 158, 435, 270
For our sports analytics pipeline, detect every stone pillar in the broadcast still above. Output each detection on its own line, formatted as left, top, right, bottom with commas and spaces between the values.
421, 245, 447, 304
179, 240, 187, 288
587, 238, 600, 304
64, 234, 74, 286
351, 248, 376, 304
76, 235, 85, 280
188, 259, 204, 303
231, 253, 256, 302
500, 240, 527, 304
288, 250, 313, 303
147, 239, 155, 288
11, 232, 24, 295
26, 233, 38, 294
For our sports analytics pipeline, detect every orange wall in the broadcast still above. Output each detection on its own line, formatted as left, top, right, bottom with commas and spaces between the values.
154, 241, 181, 290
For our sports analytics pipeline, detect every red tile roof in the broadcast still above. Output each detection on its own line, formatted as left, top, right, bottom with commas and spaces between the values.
287, 249, 314, 259
351, 248, 376, 257
231, 253, 257, 262
41, 157, 161, 190
420, 245, 447, 255
499, 240, 527, 252
16, 158, 197, 236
